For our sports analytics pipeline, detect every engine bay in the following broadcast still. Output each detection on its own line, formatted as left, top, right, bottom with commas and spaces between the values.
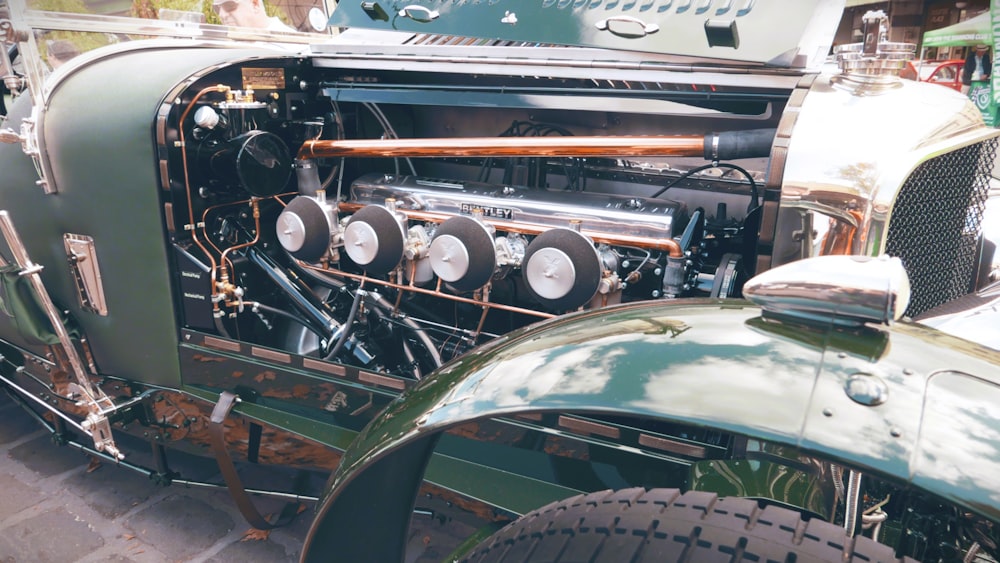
161, 56, 788, 378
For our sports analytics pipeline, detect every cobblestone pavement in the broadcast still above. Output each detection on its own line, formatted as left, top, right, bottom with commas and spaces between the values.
0, 390, 466, 562
0, 390, 314, 562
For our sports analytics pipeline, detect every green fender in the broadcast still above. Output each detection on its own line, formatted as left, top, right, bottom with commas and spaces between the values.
300, 299, 1000, 562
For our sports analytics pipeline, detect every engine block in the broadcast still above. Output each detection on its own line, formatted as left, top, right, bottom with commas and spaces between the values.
277, 172, 687, 317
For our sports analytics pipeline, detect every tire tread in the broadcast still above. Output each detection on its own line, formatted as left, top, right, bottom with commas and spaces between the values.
461, 488, 918, 563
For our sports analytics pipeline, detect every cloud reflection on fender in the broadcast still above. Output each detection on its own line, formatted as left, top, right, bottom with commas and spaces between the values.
915, 371, 1000, 518
425, 305, 820, 441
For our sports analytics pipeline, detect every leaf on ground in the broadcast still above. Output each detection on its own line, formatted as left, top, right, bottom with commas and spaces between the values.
241, 527, 271, 542
86, 456, 102, 473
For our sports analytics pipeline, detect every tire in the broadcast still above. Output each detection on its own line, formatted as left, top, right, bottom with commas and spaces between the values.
461, 488, 915, 563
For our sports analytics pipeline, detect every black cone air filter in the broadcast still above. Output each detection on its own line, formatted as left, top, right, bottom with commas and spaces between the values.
276, 196, 332, 263
523, 228, 601, 311
429, 216, 497, 292
343, 205, 405, 274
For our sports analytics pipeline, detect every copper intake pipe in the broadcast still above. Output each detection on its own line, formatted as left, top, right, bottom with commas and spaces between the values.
299, 136, 708, 160
298, 129, 776, 161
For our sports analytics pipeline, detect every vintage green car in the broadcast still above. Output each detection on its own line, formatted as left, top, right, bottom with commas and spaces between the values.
2, 0, 1000, 560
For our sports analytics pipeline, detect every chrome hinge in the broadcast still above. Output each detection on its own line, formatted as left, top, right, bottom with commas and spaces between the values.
19, 117, 51, 193
0, 118, 51, 193
64, 234, 109, 316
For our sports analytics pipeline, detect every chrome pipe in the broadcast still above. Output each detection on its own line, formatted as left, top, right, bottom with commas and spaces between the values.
844, 469, 861, 537
0, 368, 91, 436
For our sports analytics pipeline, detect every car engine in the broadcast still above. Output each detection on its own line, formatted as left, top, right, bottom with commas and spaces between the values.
163, 59, 779, 379
2, 8, 1000, 562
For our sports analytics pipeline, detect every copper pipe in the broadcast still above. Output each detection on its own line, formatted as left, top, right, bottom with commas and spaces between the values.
180, 87, 229, 260
179, 85, 231, 303
338, 202, 684, 258
200, 192, 296, 277
299, 135, 707, 160
300, 263, 556, 320
217, 199, 263, 294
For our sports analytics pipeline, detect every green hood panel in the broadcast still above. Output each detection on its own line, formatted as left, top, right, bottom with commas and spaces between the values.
0, 44, 277, 387
328, 0, 845, 68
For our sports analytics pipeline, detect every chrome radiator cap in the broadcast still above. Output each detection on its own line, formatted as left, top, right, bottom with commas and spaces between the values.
833, 10, 916, 84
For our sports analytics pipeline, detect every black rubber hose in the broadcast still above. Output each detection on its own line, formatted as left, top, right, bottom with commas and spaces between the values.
703, 128, 776, 161
324, 288, 363, 361
650, 162, 758, 211
291, 262, 442, 367
251, 301, 323, 334
213, 312, 231, 339
246, 247, 337, 340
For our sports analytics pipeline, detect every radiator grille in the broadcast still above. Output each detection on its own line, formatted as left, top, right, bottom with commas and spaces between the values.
885, 139, 997, 318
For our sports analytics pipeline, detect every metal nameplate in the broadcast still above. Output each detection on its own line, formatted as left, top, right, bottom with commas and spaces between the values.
242, 67, 285, 91
461, 203, 514, 220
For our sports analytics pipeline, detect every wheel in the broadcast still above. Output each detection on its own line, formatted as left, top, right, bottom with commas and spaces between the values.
461, 488, 916, 563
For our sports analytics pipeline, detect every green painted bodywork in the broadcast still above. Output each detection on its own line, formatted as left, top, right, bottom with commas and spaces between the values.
327, 0, 842, 68
302, 299, 1000, 561
0, 44, 277, 387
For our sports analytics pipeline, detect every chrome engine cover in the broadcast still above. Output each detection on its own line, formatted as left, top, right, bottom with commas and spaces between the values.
348, 173, 682, 242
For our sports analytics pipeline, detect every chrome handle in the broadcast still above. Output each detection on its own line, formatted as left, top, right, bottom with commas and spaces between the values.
397, 5, 440, 22
595, 16, 659, 38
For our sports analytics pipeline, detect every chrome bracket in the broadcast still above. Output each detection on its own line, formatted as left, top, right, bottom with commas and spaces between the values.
69, 382, 122, 460
18, 117, 39, 156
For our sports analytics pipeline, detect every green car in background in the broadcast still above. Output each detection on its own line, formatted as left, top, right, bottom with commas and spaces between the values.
2, 0, 1000, 560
